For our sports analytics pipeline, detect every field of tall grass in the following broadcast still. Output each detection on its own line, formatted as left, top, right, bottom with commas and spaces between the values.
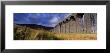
55, 33, 96, 40
14, 26, 96, 40
14, 26, 61, 40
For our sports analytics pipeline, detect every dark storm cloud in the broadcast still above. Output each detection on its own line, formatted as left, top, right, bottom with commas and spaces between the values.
14, 13, 69, 27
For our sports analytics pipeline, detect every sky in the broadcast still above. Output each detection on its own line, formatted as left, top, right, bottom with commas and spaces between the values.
14, 13, 69, 27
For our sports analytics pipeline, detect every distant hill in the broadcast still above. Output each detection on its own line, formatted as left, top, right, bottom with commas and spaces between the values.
14, 24, 54, 30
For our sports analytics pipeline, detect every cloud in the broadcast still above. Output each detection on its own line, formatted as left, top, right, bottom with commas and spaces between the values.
14, 13, 69, 27
50, 16, 59, 23
49, 16, 61, 27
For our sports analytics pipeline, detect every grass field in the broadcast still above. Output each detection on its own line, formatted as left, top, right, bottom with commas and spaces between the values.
55, 33, 96, 40
14, 26, 97, 40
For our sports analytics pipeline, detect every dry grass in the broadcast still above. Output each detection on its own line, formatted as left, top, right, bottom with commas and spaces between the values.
55, 33, 97, 40
24, 29, 42, 40
14, 26, 97, 40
